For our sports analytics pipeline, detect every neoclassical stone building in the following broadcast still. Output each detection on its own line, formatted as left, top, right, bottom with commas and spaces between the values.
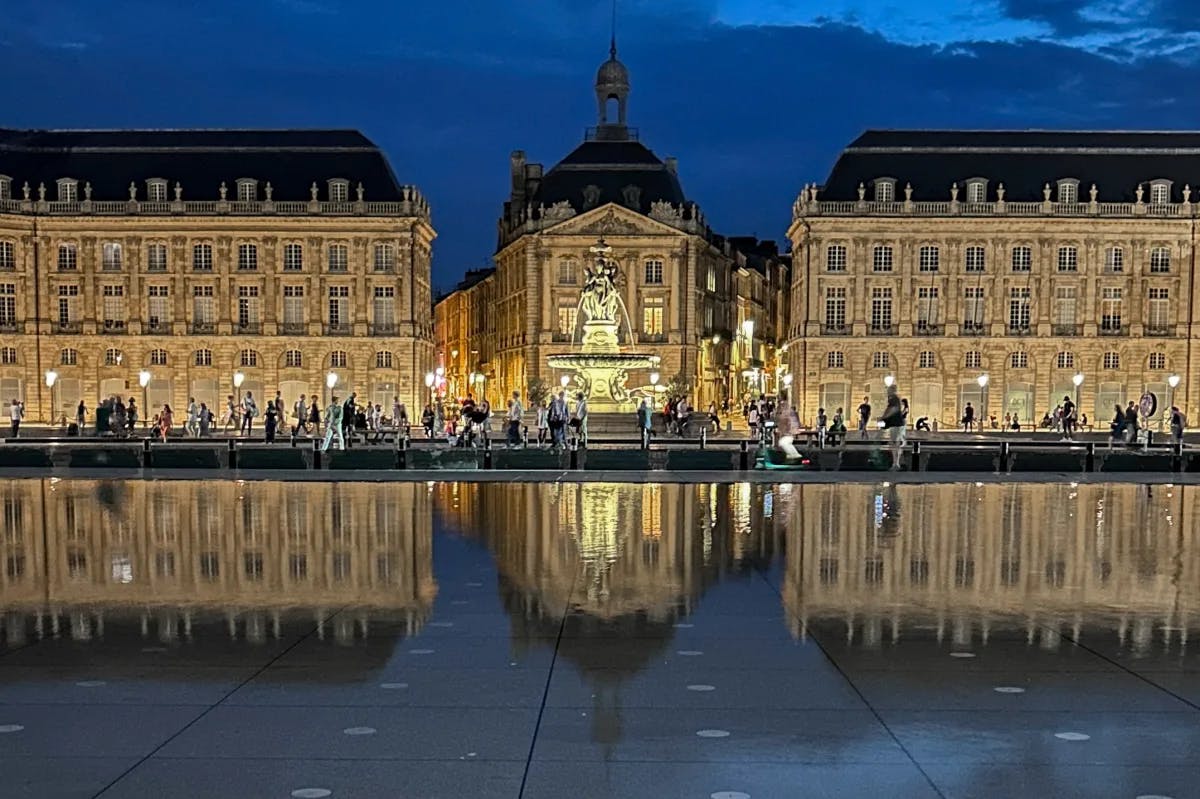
0, 129, 435, 422
434, 43, 790, 409
786, 130, 1200, 427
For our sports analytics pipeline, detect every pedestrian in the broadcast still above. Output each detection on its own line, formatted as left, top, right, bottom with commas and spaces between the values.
8, 398, 23, 438
292, 394, 308, 440
198, 403, 212, 437
776, 394, 802, 461
1109, 403, 1125, 449
881, 386, 906, 471
857, 396, 871, 439
548, 390, 569, 450
1124, 401, 1139, 446
273, 391, 285, 422
308, 395, 321, 434
264, 401, 278, 443
224, 395, 238, 434
1060, 395, 1076, 440
321, 395, 345, 451
158, 404, 173, 442
76, 400, 87, 436
708, 401, 720, 434
341, 392, 357, 448
572, 392, 589, 446
830, 407, 846, 446
675, 395, 691, 437
507, 391, 523, 448
240, 391, 257, 435
1170, 405, 1185, 445
816, 407, 828, 448
422, 403, 435, 437
396, 401, 409, 436
186, 397, 199, 437
962, 401, 975, 433
1010, 413, 1020, 432
747, 402, 760, 439
535, 401, 549, 447
637, 397, 653, 447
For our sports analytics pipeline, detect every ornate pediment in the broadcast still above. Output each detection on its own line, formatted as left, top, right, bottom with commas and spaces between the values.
543, 204, 681, 237
648, 200, 684, 226
542, 201, 576, 223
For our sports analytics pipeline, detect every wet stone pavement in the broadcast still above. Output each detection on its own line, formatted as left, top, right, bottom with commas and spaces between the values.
0, 478, 1198, 798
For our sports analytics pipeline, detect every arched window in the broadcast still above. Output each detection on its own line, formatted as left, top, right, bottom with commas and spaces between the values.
1010, 352, 1029, 369
872, 351, 890, 369
330, 351, 348, 368
0, 347, 15, 365
60, 348, 77, 366
104, 348, 122, 366
375, 351, 393, 369
1102, 352, 1120, 370
239, 349, 259, 367
964, 351, 982, 369
285, 350, 302, 368
1149, 352, 1167, 370
826, 351, 844, 369
918, 351, 935, 369
194, 349, 212, 367
150, 349, 168, 366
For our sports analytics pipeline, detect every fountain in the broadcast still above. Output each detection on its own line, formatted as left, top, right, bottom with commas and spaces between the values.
547, 238, 658, 412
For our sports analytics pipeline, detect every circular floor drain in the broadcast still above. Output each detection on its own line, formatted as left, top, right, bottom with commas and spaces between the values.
75, 680, 107, 688
949, 652, 976, 659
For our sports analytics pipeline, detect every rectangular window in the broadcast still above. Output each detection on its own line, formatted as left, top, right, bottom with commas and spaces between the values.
147, 182, 168, 202
57, 284, 79, 326
824, 287, 846, 332
101, 285, 125, 330
872, 352, 890, 369
964, 246, 986, 273
1011, 352, 1028, 369
965, 351, 982, 369
1104, 247, 1123, 273
59, 182, 77, 203
146, 243, 167, 272
557, 304, 577, 337
237, 243, 258, 271
328, 244, 348, 272
192, 285, 215, 327
644, 260, 664, 284
0, 242, 13, 271
283, 285, 305, 326
373, 243, 395, 272
1008, 287, 1031, 332
1150, 247, 1171, 273
237, 285, 260, 329
643, 297, 664, 335
0, 284, 15, 326
965, 182, 986, 203
1101, 287, 1123, 332
827, 351, 845, 369
1011, 246, 1031, 272
962, 287, 985, 332
918, 351, 935, 369
1058, 183, 1078, 204
918, 245, 939, 273
872, 245, 893, 273
870, 287, 893, 333
1151, 184, 1170, 204
237, 182, 256, 202
706, 264, 717, 292
372, 286, 395, 328
101, 242, 123, 271
1148, 288, 1171, 332
1053, 286, 1076, 332
329, 181, 349, 203
328, 286, 350, 328
1057, 246, 1078, 272
826, 245, 847, 273
58, 244, 77, 271
558, 260, 577, 285
283, 243, 303, 271
916, 287, 939, 330
147, 285, 170, 330
875, 182, 894, 203
193, 244, 212, 271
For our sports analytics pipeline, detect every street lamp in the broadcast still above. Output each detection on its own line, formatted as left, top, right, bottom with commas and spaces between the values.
139, 370, 152, 427
1072, 372, 1084, 416
1166, 373, 1182, 431
883, 374, 895, 389
977, 373, 989, 427
44, 370, 58, 426
424, 372, 435, 408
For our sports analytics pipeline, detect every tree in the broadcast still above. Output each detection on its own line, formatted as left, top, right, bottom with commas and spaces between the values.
527, 377, 550, 408
664, 371, 692, 398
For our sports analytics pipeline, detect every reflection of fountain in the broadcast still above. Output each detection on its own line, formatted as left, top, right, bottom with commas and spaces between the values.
547, 238, 658, 412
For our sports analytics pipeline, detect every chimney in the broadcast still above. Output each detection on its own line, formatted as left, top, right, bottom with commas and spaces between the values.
524, 163, 543, 198
665, 157, 678, 175
510, 151, 526, 200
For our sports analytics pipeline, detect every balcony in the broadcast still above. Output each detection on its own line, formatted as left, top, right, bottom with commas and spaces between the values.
868, 324, 896, 336
144, 320, 170, 334
640, 333, 667, 344
0, 321, 17, 333
822, 324, 849, 335
190, 322, 215, 334
1052, 324, 1081, 336
960, 321, 985, 335
56, 321, 82, 334
369, 322, 398, 336
1146, 324, 1175, 337
914, 322, 943, 336
1006, 325, 1033, 336
324, 323, 353, 336
1099, 325, 1128, 336
102, 320, 127, 334
280, 321, 307, 335
235, 322, 262, 335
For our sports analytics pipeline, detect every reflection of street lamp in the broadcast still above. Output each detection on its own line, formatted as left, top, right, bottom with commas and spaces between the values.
1166, 373, 1182, 431
45, 370, 58, 425
977, 373, 989, 425
782, 372, 793, 400
139, 369, 152, 426
1072, 372, 1084, 413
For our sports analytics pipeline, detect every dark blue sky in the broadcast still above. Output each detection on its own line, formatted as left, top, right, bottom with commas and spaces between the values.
3, 1, 1198, 289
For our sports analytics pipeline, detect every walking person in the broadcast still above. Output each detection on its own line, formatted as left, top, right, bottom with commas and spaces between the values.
776, 394, 803, 461
223, 395, 238, 434
548, 390, 569, 450
422, 403, 435, 438
1109, 403, 1125, 449
882, 386, 906, 471
747, 402, 760, 440
264, 401, 278, 444
321, 395, 346, 451
572, 392, 589, 446
962, 401, 975, 433
637, 398, 653, 448
1124, 401, 1139, 446
1060, 395, 1076, 440
158, 404, 173, 442
507, 391, 524, 448
273, 391, 285, 422
186, 397, 199, 437
535, 402, 549, 447
1170, 405, 1186, 446
308, 396, 321, 436
708, 401, 720, 434
857, 396, 872, 439
292, 394, 308, 441
341, 393, 357, 448
240, 391, 258, 436
126, 398, 138, 436
198, 403, 212, 437
75, 400, 87, 436
8, 398, 23, 438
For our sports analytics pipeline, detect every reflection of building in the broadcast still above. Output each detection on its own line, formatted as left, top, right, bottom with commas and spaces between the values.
0, 480, 435, 648
780, 483, 1200, 654
787, 131, 1198, 426
433, 42, 790, 408
0, 129, 435, 421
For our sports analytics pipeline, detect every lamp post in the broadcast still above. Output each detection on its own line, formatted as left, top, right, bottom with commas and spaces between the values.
325, 371, 338, 415
883, 374, 895, 389
560, 374, 570, 390
424, 372, 435, 408
1167, 373, 1181, 431
233, 370, 245, 405
977, 373, 990, 427
1072, 372, 1084, 419
44, 370, 58, 427
138, 370, 152, 427
782, 372, 793, 402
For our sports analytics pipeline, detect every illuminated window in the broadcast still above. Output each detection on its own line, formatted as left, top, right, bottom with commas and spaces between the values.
58, 244, 77, 271
644, 259, 664, 284
1011, 246, 1031, 272
283, 243, 303, 271
872, 245, 893, 272
642, 297, 664, 336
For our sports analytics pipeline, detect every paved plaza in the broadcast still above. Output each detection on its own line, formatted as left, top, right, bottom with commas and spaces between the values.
0, 479, 1197, 798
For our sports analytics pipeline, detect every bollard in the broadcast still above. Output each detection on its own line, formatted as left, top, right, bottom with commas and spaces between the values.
998, 440, 1009, 473
143, 438, 153, 469
396, 435, 408, 470
483, 439, 493, 469
311, 439, 321, 470
911, 440, 921, 471
700, 427, 707, 450
1085, 441, 1095, 473
1172, 439, 1183, 473
640, 427, 649, 450
739, 440, 749, 470
569, 438, 579, 469
228, 439, 237, 470
523, 426, 529, 448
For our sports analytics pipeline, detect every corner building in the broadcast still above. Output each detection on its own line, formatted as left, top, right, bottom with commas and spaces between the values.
0, 129, 435, 421
786, 130, 1200, 426
435, 44, 790, 409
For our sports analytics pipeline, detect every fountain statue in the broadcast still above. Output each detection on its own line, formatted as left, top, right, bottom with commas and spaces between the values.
547, 238, 659, 411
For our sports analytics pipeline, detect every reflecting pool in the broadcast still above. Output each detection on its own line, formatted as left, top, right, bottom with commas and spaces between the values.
1, 480, 1199, 798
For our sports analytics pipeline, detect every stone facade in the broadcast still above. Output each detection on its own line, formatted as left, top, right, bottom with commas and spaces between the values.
786, 130, 1200, 428
0, 130, 435, 422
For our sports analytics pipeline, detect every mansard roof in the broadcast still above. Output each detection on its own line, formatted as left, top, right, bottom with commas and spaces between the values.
531, 138, 687, 214
0, 128, 407, 200
821, 129, 1200, 203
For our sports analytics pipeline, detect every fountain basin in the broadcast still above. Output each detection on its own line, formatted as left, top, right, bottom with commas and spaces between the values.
547, 352, 659, 412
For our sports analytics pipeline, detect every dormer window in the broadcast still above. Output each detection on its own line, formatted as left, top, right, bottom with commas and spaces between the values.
964, 179, 987, 204
0, 176, 10, 201
327, 179, 350, 203
235, 179, 257, 202
874, 178, 897, 203
1149, 180, 1172, 205
146, 179, 168, 203
1056, 179, 1079, 205
57, 179, 78, 203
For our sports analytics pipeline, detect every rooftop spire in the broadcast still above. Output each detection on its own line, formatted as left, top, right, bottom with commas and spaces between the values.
610, 0, 617, 58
